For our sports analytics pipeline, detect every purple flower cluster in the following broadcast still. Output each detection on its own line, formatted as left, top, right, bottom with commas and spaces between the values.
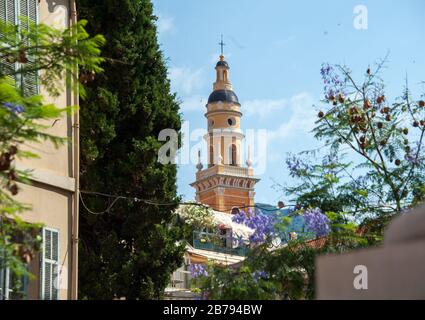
2, 102, 25, 114
286, 155, 309, 178
252, 270, 268, 281
189, 263, 208, 278
232, 209, 276, 245
320, 63, 345, 100
303, 207, 330, 238
405, 153, 420, 165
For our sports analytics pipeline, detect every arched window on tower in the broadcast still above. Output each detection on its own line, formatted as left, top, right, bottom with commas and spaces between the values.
230, 144, 237, 166
209, 145, 214, 167
223, 70, 228, 82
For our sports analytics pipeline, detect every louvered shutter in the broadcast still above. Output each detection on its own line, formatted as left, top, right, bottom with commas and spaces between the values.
40, 228, 59, 300
0, 0, 18, 77
0, 252, 6, 299
19, 0, 39, 96
0, 0, 39, 95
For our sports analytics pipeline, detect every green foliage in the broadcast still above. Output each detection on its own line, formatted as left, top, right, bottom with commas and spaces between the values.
0, 15, 104, 297
313, 61, 425, 214
201, 60, 425, 300
0, 18, 105, 97
281, 60, 425, 230
77, 0, 185, 299
199, 224, 367, 300
199, 263, 277, 300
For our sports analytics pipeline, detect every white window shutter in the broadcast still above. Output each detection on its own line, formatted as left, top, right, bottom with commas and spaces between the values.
19, 0, 39, 96
0, 0, 39, 95
0, 0, 18, 77
41, 228, 60, 300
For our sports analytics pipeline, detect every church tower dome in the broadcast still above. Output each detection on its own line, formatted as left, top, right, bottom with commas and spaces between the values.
190, 42, 259, 213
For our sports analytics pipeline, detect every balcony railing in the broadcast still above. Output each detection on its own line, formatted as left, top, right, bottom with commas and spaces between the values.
192, 231, 249, 256
197, 165, 252, 180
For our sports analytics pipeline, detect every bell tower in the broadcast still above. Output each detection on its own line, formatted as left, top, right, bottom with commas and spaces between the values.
190, 49, 259, 212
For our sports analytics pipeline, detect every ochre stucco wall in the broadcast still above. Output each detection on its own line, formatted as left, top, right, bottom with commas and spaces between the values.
14, 0, 74, 300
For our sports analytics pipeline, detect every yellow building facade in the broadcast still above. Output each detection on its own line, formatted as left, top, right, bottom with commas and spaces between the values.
1, 0, 79, 300
191, 54, 259, 212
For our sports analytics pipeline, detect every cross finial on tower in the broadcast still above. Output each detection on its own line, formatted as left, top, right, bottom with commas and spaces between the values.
219, 34, 225, 56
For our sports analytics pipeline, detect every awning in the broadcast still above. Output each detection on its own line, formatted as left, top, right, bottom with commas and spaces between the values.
186, 244, 245, 266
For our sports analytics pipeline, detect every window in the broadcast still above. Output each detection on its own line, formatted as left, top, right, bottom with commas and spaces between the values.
227, 117, 236, 126
0, 251, 29, 300
209, 145, 214, 167
231, 207, 240, 215
40, 227, 59, 300
223, 69, 228, 82
230, 144, 237, 166
208, 119, 214, 129
0, 0, 39, 96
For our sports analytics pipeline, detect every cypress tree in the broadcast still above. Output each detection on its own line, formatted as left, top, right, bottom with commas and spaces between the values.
77, 0, 184, 299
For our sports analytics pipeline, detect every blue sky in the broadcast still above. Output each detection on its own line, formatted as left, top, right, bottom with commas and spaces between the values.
152, 0, 425, 206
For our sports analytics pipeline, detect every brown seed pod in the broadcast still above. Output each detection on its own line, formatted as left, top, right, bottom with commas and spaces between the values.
403, 128, 409, 135
405, 146, 411, 152
0, 153, 11, 171
18, 49, 28, 63
364, 99, 372, 110
385, 114, 391, 122
359, 136, 366, 143
419, 100, 425, 107
404, 139, 409, 145
413, 121, 419, 127
377, 122, 383, 129
9, 145, 18, 155
8, 170, 16, 181
79, 73, 88, 84
360, 143, 366, 150
338, 94, 345, 104
380, 139, 387, 146
367, 68, 371, 75
395, 159, 401, 166
376, 96, 383, 104
420, 120, 425, 126
10, 184, 18, 196
318, 111, 324, 118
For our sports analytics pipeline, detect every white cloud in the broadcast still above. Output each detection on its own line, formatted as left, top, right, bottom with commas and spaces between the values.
179, 95, 207, 113
168, 66, 204, 95
243, 98, 287, 119
267, 92, 316, 141
157, 14, 175, 35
